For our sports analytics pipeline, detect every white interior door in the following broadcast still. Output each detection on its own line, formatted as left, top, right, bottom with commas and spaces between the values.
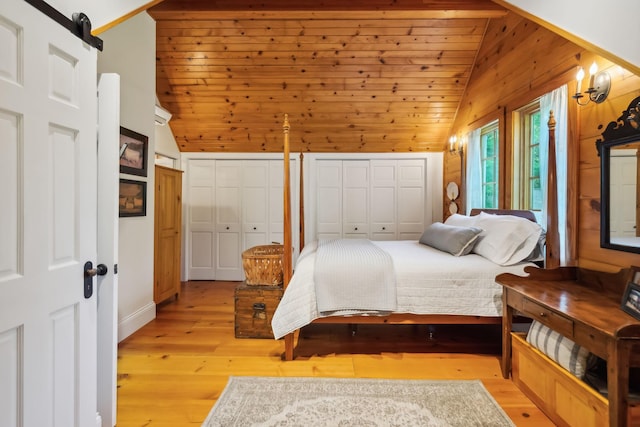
215, 160, 242, 280
316, 160, 342, 240
0, 1, 99, 426
610, 154, 637, 237
188, 160, 216, 280
243, 160, 269, 250
397, 159, 427, 239
343, 160, 369, 238
370, 160, 397, 240
97, 74, 120, 427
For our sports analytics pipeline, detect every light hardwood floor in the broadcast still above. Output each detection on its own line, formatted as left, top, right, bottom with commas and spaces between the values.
116, 281, 555, 426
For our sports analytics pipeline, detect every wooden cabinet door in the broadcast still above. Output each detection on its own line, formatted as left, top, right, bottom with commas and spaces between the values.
154, 165, 183, 303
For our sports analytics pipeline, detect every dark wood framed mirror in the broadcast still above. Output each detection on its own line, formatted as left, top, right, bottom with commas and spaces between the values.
597, 95, 640, 253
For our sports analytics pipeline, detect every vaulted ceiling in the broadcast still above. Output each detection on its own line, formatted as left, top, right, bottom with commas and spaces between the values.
148, 0, 508, 153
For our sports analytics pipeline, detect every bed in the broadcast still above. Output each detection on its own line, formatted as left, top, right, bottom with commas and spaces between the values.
275, 113, 559, 361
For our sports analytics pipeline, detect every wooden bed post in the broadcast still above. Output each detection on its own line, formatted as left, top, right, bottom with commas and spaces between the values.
282, 114, 295, 360
546, 110, 560, 269
283, 114, 292, 285
299, 153, 305, 252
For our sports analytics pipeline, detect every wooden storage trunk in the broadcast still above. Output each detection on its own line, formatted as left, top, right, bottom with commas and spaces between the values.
511, 332, 640, 427
234, 283, 283, 339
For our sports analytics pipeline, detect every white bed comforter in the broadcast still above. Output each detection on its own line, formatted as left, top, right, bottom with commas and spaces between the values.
270, 240, 533, 339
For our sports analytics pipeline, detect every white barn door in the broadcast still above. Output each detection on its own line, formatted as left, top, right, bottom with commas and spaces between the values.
0, 1, 99, 426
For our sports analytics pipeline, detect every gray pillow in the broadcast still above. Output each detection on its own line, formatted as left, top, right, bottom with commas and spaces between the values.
419, 222, 483, 256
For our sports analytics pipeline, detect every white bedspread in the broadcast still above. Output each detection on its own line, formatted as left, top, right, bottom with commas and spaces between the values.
315, 239, 396, 315
271, 240, 533, 339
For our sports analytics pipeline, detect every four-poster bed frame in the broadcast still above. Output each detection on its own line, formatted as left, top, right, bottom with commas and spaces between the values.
279, 112, 559, 361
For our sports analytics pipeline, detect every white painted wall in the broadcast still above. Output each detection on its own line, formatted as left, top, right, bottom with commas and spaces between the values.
155, 124, 181, 164
500, 0, 640, 69
97, 12, 159, 341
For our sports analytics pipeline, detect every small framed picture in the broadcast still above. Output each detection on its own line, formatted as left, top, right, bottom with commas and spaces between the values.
119, 179, 147, 217
621, 281, 640, 320
119, 126, 148, 177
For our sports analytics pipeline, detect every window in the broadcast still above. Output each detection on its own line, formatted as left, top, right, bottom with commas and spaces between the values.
480, 121, 499, 209
513, 100, 542, 212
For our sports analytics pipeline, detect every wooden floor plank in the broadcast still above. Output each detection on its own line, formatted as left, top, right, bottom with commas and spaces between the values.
116, 281, 554, 427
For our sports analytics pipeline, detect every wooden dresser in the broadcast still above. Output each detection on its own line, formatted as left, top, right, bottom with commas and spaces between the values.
497, 266, 640, 427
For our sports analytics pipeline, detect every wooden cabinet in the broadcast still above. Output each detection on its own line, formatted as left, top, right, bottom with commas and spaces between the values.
511, 332, 612, 427
497, 267, 640, 427
154, 165, 183, 304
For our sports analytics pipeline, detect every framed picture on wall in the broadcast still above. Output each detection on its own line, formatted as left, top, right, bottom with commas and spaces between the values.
119, 179, 147, 217
119, 126, 148, 177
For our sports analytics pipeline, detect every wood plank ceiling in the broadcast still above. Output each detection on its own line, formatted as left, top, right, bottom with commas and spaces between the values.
149, 0, 508, 153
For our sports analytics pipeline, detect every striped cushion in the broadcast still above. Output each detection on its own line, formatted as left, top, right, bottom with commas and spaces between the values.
525, 320, 592, 378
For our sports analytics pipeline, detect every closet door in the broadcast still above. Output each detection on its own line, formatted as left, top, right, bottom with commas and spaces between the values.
242, 160, 269, 250
343, 161, 369, 238
269, 159, 298, 246
215, 160, 242, 280
154, 165, 183, 303
316, 160, 342, 240
188, 160, 216, 280
370, 160, 397, 240
397, 159, 426, 239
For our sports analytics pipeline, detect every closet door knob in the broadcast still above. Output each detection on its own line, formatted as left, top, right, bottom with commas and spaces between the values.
226, 226, 230, 230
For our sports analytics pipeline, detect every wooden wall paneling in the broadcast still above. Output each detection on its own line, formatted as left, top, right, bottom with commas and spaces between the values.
576, 63, 640, 270
443, 151, 461, 218
565, 97, 579, 265
152, 12, 493, 153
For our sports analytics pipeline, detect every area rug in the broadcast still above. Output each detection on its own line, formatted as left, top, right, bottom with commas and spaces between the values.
201, 376, 515, 427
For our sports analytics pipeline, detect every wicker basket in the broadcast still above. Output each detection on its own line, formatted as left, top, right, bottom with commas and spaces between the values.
242, 244, 284, 286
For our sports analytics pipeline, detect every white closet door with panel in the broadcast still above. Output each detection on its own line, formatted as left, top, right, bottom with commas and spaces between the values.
316, 160, 343, 240
215, 160, 243, 280
370, 160, 397, 240
269, 160, 297, 246
186, 157, 299, 281
397, 159, 427, 240
343, 160, 370, 238
311, 156, 436, 242
242, 160, 269, 250
188, 160, 216, 279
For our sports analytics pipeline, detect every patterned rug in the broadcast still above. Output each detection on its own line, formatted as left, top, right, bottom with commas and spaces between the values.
201, 376, 515, 426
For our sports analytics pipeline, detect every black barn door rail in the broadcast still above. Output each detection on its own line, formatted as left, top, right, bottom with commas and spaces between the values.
24, 0, 103, 51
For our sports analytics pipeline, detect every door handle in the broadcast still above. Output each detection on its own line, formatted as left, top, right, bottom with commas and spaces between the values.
85, 263, 108, 277
83, 262, 108, 299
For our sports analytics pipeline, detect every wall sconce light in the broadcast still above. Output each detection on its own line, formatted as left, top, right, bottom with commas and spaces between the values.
573, 62, 611, 105
449, 135, 463, 155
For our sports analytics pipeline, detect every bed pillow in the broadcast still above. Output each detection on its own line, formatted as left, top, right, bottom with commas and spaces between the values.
526, 320, 592, 378
472, 212, 543, 266
418, 222, 483, 256
524, 229, 547, 262
444, 213, 479, 228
